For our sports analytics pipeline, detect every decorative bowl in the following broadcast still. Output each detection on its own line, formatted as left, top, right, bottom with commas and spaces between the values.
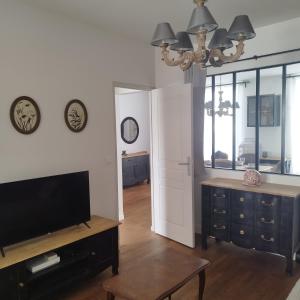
243, 169, 262, 186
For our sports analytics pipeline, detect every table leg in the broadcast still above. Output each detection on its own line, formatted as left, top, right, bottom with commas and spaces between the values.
198, 270, 206, 300
107, 292, 115, 300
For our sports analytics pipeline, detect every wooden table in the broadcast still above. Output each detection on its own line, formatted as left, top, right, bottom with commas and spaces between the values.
103, 248, 210, 300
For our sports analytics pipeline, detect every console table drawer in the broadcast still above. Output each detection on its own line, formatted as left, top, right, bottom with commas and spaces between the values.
231, 223, 254, 249
212, 188, 229, 210
232, 209, 254, 225
255, 230, 279, 253
211, 219, 229, 241
256, 195, 280, 211
256, 211, 279, 231
232, 192, 255, 210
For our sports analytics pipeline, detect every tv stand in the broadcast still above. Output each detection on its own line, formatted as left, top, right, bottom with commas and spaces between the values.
0, 215, 119, 300
0, 248, 5, 258
83, 221, 91, 229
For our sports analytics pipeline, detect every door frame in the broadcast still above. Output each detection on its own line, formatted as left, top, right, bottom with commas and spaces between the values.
113, 82, 155, 227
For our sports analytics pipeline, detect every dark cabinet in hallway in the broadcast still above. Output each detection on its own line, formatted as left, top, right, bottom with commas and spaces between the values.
122, 152, 150, 187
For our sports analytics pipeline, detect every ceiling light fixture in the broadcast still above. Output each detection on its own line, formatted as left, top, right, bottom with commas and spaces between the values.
151, 0, 256, 71
204, 77, 240, 117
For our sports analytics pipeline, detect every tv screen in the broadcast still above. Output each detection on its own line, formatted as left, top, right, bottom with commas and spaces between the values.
0, 171, 90, 248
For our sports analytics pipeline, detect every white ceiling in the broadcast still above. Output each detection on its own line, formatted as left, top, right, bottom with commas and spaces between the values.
22, 0, 300, 44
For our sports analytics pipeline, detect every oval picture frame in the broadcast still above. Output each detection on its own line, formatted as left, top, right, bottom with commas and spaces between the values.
10, 96, 41, 135
121, 117, 139, 144
64, 99, 88, 132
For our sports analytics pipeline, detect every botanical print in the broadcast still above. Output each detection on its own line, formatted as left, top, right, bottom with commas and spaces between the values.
68, 103, 85, 130
10, 97, 40, 134
65, 100, 88, 132
14, 100, 37, 132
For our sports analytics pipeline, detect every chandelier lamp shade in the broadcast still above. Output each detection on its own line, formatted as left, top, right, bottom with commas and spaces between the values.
151, 0, 256, 71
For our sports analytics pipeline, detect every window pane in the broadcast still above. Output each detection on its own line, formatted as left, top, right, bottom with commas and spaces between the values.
286, 63, 300, 175
259, 67, 282, 174
235, 71, 256, 170
204, 77, 212, 167
214, 74, 233, 169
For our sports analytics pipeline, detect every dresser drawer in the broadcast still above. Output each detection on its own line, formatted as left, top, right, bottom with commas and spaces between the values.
231, 223, 254, 249
256, 195, 280, 212
232, 191, 255, 210
255, 229, 279, 253
212, 188, 229, 210
232, 209, 254, 225
256, 209, 279, 231
211, 217, 229, 241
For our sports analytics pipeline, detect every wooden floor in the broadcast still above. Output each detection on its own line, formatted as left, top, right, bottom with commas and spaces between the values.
61, 183, 300, 300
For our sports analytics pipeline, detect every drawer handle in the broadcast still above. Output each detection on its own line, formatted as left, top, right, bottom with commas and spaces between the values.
240, 230, 245, 235
240, 197, 245, 203
260, 235, 275, 243
260, 218, 275, 224
240, 213, 245, 219
261, 200, 274, 207
91, 251, 96, 256
213, 194, 226, 199
19, 282, 25, 288
214, 209, 226, 214
213, 224, 226, 230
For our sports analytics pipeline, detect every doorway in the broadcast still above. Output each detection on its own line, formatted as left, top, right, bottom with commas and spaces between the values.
114, 84, 153, 230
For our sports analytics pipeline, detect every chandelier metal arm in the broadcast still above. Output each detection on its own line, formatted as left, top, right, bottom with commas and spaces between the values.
161, 45, 195, 71
209, 40, 245, 67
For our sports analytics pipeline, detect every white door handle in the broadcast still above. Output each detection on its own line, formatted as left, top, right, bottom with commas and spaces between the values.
178, 157, 191, 176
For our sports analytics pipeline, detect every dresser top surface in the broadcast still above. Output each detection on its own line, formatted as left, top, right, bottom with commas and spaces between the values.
201, 178, 300, 198
0, 215, 119, 270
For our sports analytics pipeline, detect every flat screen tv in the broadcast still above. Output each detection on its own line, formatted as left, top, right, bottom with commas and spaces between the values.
0, 171, 90, 251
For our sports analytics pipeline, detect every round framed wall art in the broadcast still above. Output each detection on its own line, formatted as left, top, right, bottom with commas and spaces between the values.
10, 96, 41, 134
64, 99, 88, 132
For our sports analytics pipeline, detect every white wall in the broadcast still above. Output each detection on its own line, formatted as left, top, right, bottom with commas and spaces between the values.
0, 0, 154, 221
118, 91, 150, 154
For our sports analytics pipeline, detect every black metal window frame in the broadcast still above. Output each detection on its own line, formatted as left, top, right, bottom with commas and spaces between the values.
205, 60, 300, 176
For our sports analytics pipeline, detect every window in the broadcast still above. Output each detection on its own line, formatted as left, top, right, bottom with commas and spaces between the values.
204, 62, 300, 176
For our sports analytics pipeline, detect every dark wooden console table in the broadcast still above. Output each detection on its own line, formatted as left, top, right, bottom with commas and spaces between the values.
201, 178, 300, 275
0, 215, 119, 300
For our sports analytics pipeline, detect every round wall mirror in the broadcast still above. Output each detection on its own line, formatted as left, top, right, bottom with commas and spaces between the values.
121, 117, 139, 144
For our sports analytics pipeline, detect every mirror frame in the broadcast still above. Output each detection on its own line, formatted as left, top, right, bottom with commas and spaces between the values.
121, 117, 139, 144
204, 60, 300, 176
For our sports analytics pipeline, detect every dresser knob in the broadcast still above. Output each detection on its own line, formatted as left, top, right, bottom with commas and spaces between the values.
240, 197, 245, 203
91, 251, 96, 256
19, 282, 25, 288
240, 230, 245, 235
240, 213, 245, 219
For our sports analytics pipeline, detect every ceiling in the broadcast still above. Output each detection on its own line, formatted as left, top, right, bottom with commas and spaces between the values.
21, 0, 300, 44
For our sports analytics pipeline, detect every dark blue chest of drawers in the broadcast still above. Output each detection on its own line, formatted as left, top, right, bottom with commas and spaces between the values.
201, 178, 300, 275
122, 153, 150, 187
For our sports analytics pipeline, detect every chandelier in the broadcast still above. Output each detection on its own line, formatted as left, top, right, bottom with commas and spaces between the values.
205, 90, 240, 117
151, 0, 256, 71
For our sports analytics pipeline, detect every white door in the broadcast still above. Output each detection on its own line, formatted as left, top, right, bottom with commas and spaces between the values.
151, 83, 195, 248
